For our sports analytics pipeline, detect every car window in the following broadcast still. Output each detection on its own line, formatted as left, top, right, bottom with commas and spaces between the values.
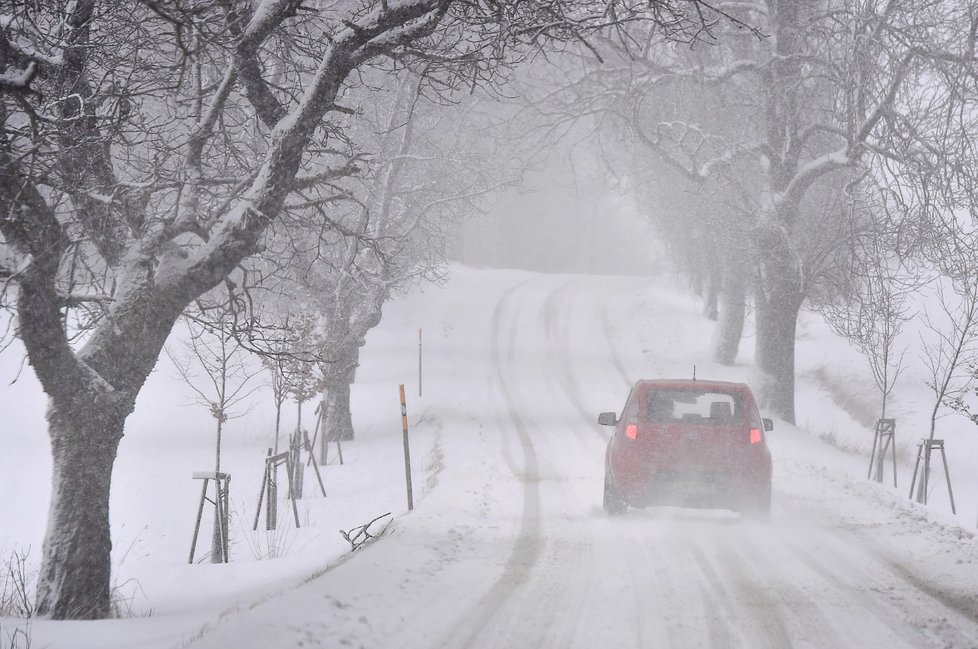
644, 389, 741, 424
622, 392, 640, 425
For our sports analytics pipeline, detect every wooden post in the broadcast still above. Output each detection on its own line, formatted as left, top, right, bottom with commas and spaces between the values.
253, 451, 300, 531
218, 477, 230, 562
909, 438, 956, 514
400, 384, 414, 511
267, 459, 278, 530
312, 400, 344, 467
869, 419, 897, 487
867, 422, 881, 480
253, 450, 270, 531
418, 329, 423, 398
302, 429, 328, 497
937, 440, 957, 514
289, 431, 304, 499
189, 477, 210, 564
189, 472, 230, 564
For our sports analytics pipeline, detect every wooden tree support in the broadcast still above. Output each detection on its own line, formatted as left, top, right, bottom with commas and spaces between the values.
867, 418, 897, 487
310, 399, 344, 467
189, 471, 230, 564
253, 450, 301, 531
400, 384, 413, 512
909, 438, 956, 514
289, 431, 304, 500
290, 427, 327, 498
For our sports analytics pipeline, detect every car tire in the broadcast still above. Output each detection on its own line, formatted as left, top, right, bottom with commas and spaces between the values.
603, 473, 627, 515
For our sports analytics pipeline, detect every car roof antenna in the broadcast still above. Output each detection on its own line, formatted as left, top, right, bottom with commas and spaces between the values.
692, 365, 696, 381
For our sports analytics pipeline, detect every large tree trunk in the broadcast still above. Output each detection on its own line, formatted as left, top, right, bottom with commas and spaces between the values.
20, 252, 184, 619
319, 348, 358, 465
6, 0, 451, 621
712, 260, 747, 365
324, 379, 354, 440
35, 397, 128, 619
754, 278, 804, 424
702, 265, 720, 321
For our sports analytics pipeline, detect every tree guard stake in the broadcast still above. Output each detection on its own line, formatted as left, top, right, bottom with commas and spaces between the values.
399, 384, 414, 511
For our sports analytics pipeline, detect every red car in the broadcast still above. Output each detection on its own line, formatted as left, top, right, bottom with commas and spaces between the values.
598, 379, 773, 518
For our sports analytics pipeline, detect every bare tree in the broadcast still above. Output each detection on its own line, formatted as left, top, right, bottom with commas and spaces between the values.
0, 0, 728, 619
261, 316, 320, 455
918, 220, 978, 443
519, 0, 978, 422
816, 185, 917, 423
245, 69, 522, 451
166, 314, 261, 562
167, 317, 261, 475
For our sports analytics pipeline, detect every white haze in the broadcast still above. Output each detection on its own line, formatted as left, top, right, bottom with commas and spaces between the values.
3, 257, 978, 648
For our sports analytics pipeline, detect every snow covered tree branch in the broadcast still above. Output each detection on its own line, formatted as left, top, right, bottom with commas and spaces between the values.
1, 0, 728, 619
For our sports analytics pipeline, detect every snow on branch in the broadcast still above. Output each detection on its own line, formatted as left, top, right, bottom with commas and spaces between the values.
780, 148, 850, 209
292, 158, 366, 191
242, 0, 303, 42
347, 1, 449, 67
0, 12, 65, 68
717, 1, 767, 16
57, 292, 115, 308
629, 56, 764, 87
0, 62, 36, 89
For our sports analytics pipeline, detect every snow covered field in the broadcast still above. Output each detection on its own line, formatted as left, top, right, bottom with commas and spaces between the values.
3, 265, 978, 648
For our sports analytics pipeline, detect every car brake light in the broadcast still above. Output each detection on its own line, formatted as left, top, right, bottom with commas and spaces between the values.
626, 423, 638, 440
750, 428, 762, 444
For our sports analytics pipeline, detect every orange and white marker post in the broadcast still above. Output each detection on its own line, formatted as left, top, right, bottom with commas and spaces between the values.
399, 384, 414, 511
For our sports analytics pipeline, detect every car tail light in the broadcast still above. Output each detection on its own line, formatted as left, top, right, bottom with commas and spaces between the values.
626, 423, 638, 440
750, 428, 762, 444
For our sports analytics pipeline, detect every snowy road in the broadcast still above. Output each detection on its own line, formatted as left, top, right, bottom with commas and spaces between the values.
186, 272, 978, 649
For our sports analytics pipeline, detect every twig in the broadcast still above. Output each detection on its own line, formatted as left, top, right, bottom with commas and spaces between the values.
339, 513, 393, 551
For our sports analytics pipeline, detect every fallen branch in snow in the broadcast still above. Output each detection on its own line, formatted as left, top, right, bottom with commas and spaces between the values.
340, 513, 393, 552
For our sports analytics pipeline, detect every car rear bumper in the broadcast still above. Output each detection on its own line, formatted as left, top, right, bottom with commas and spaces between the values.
617, 467, 770, 511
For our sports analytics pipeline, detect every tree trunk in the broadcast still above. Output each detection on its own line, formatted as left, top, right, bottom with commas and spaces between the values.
210, 417, 225, 563
712, 261, 747, 365
319, 350, 357, 464
703, 266, 720, 321
35, 400, 127, 619
23, 255, 184, 619
326, 379, 354, 441
754, 283, 804, 424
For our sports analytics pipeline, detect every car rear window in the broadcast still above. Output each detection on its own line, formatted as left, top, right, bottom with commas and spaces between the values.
644, 389, 742, 424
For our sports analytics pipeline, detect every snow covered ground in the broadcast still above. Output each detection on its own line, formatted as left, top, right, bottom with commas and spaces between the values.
3, 265, 978, 648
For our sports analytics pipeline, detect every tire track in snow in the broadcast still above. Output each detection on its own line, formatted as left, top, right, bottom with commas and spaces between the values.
618, 527, 696, 648
777, 532, 978, 648
488, 280, 599, 649
542, 276, 574, 342
730, 532, 850, 649
885, 558, 978, 627
540, 534, 593, 649
441, 277, 609, 649
434, 280, 544, 649
686, 540, 740, 649
599, 291, 636, 390
696, 534, 800, 649
540, 276, 615, 444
